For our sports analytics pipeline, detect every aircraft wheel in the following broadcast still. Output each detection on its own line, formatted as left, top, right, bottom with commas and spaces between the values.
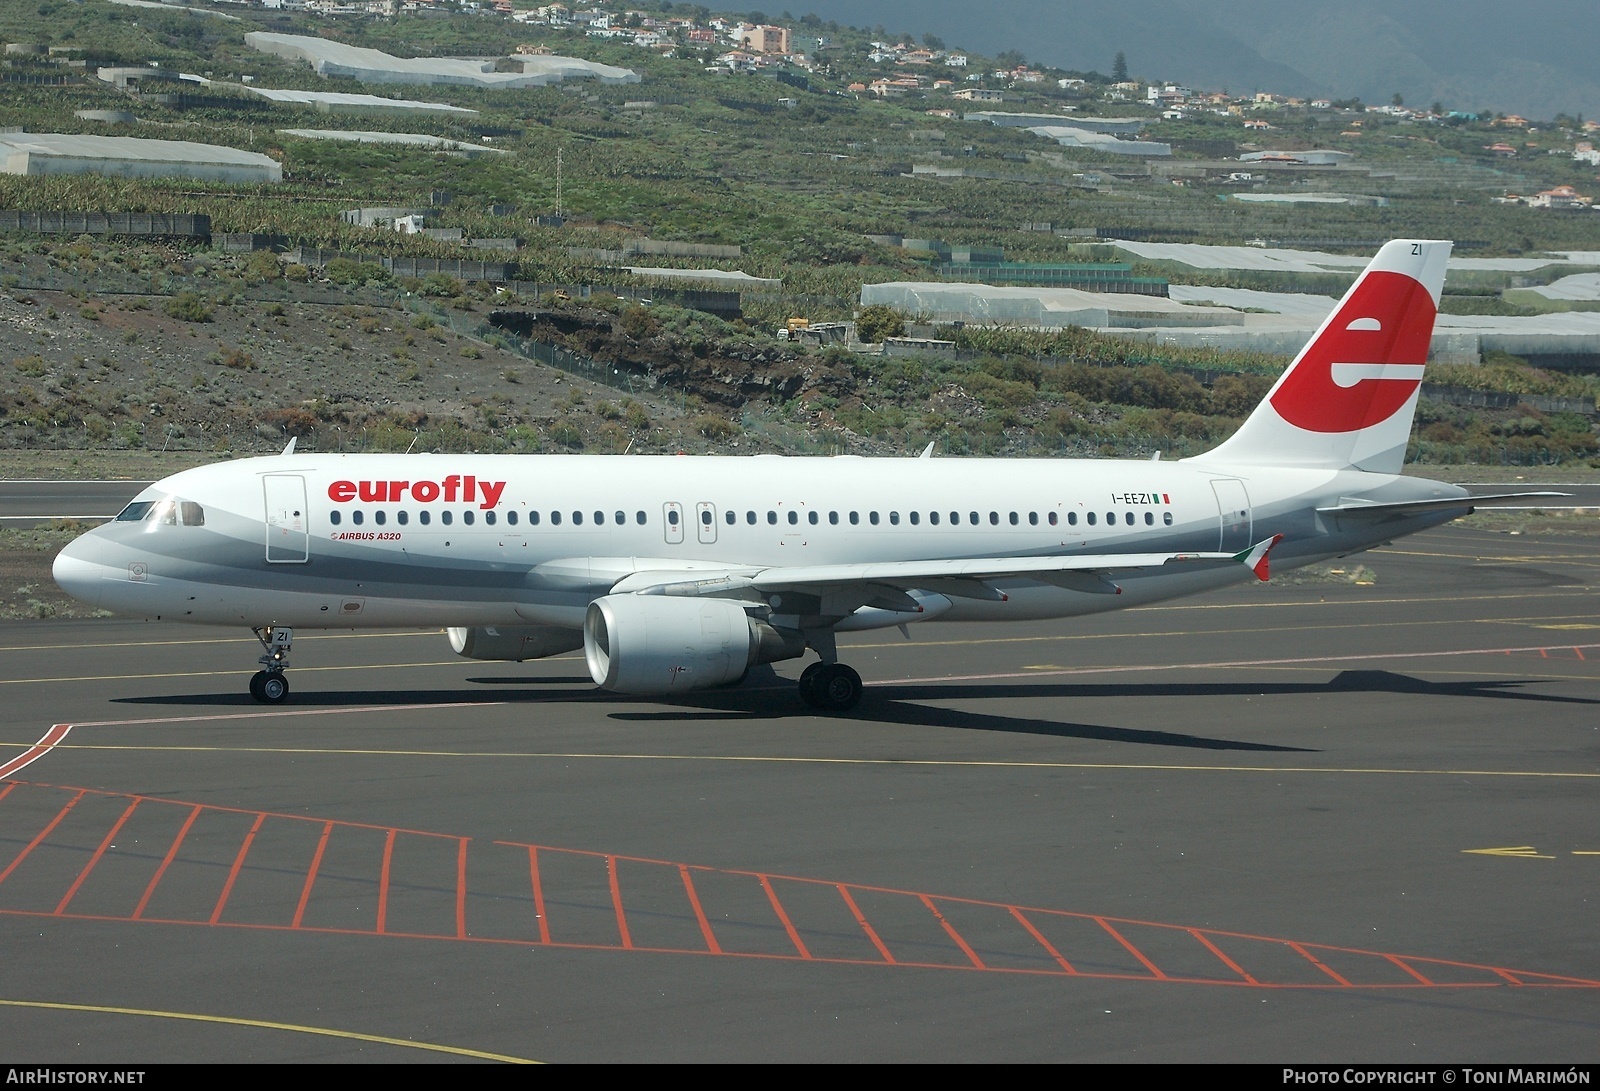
258, 671, 290, 704
798, 662, 826, 708
248, 670, 268, 702
814, 664, 862, 713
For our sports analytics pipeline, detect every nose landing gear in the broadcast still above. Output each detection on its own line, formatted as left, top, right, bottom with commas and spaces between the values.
249, 626, 293, 704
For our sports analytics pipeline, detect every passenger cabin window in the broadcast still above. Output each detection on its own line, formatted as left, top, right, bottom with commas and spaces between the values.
849, 512, 859, 525
615, 511, 625, 525
485, 511, 496, 526
808, 511, 818, 525
1163, 512, 1174, 526
1048, 512, 1058, 526
869, 512, 880, 526
330, 511, 342, 526
636, 511, 646, 525
1066, 512, 1076, 526
464, 510, 475, 526
1009, 512, 1019, 526
747, 511, 757, 525
767, 511, 778, 525
506, 511, 517, 526
421, 510, 432, 526
1144, 512, 1154, 525
1086, 512, 1096, 526
929, 511, 940, 525
593, 511, 604, 526
1029, 512, 1039, 526
725, 510, 736, 525
1124, 512, 1134, 526
352, 511, 364, 526
398, 510, 409, 526
829, 512, 839, 525
788, 511, 798, 525
910, 511, 920, 526
989, 512, 999, 526
572, 511, 582, 526
375, 511, 387, 526
889, 512, 900, 526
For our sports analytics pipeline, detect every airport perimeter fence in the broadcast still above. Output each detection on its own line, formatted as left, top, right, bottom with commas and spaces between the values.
0, 210, 211, 238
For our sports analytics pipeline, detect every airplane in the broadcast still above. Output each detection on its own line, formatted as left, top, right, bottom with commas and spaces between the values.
52, 239, 1564, 711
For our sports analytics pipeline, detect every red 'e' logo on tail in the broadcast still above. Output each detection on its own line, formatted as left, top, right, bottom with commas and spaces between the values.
1269, 271, 1437, 434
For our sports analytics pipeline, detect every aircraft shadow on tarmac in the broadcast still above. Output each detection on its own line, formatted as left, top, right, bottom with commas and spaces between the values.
110, 668, 1596, 754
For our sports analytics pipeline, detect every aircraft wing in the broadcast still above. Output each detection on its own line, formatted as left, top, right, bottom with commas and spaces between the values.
610, 536, 1284, 605
1317, 491, 1570, 519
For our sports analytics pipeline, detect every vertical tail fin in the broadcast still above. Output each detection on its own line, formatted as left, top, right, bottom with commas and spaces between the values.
1192, 239, 1452, 474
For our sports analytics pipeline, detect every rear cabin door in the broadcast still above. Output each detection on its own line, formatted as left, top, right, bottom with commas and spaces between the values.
1210, 479, 1252, 552
264, 475, 309, 563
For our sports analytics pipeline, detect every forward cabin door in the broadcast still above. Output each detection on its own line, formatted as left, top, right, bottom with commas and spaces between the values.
1210, 479, 1252, 552
663, 501, 685, 545
264, 475, 310, 563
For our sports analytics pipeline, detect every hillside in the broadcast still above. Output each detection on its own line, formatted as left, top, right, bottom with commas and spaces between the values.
787, 0, 1600, 121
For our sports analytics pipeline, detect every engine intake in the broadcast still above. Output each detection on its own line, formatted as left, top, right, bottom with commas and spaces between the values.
584, 594, 804, 695
447, 625, 583, 662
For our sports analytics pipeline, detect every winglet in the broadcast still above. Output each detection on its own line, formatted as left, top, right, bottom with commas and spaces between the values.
1233, 534, 1284, 582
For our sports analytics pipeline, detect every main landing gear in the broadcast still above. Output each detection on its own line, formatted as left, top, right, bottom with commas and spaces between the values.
249, 626, 293, 704
798, 661, 863, 712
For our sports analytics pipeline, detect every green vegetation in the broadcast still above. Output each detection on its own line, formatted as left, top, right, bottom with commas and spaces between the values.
0, 2, 1595, 466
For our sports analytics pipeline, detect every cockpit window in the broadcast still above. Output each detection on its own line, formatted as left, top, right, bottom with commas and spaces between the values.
116, 497, 205, 526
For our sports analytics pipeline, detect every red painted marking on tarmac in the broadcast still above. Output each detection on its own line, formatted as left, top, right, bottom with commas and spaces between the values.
920, 894, 985, 970
455, 838, 468, 941
1188, 928, 1259, 985
0, 790, 86, 887
873, 642, 1600, 688
376, 829, 397, 935
1096, 917, 1166, 980
838, 885, 895, 964
132, 804, 201, 921
1288, 940, 1354, 986
54, 797, 141, 916
759, 875, 811, 960
680, 865, 722, 955
211, 813, 266, 925
607, 855, 632, 950
5, 781, 1597, 989
1386, 955, 1435, 987
0, 724, 72, 779
1009, 907, 1076, 974
526, 846, 550, 945
293, 822, 333, 930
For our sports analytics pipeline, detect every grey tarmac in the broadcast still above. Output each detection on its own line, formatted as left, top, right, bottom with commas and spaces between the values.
0, 522, 1597, 1062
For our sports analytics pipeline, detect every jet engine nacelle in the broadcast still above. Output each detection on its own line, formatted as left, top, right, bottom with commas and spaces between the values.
447, 624, 584, 662
584, 594, 804, 695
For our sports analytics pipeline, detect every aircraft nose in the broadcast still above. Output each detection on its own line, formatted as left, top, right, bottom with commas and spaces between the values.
52, 535, 103, 609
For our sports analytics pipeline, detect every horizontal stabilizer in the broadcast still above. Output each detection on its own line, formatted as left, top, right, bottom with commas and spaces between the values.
1317, 492, 1570, 519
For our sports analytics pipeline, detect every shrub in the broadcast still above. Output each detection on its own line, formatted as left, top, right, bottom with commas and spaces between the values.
854, 304, 905, 343
549, 419, 583, 448
164, 292, 212, 323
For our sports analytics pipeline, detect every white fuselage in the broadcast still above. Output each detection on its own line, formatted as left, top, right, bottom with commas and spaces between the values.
54, 452, 1464, 633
